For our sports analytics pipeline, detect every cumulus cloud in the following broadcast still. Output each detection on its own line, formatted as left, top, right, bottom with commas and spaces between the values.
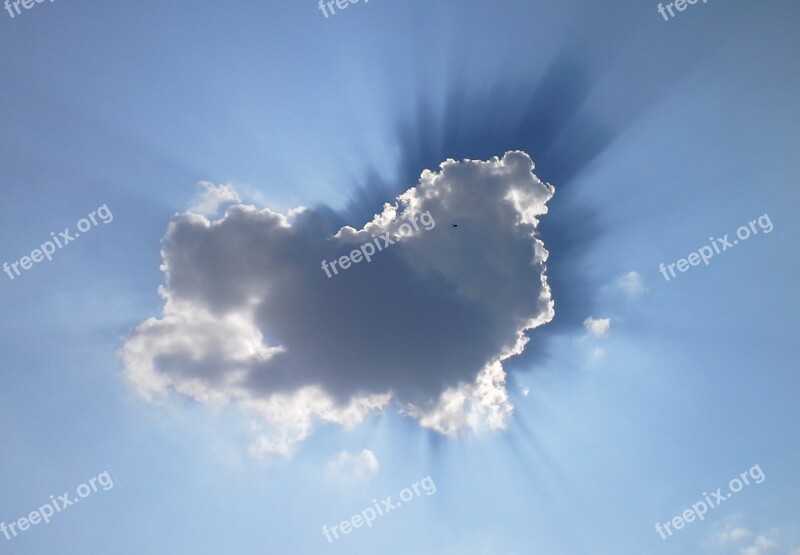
327, 449, 380, 482
189, 182, 241, 216
122, 151, 555, 456
583, 317, 611, 338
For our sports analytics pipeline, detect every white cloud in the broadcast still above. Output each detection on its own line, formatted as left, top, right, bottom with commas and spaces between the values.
613, 271, 647, 297
122, 152, 555, 456
243, 390, 391, 459
327, 449, 380, 482
583, 317, 611, 338
740, 535, 777, 555
716, 524, 752, 544
189, 182, 241, 216
404, 360, 514, 435
709, 520, 792, 555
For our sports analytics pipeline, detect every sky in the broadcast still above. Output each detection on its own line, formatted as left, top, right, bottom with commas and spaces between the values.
1, 1, 799, 554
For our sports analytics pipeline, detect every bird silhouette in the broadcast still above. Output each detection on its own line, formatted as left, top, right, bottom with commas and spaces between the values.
452, 224, 458, 227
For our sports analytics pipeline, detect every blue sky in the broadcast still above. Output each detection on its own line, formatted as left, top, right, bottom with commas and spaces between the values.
1, 1, 799, 554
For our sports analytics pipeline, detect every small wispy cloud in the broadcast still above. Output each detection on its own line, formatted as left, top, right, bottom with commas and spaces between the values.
740, 535, 777, 555
583, 317, 611, 338
612, 271, 647, 297
716, 523, 752, 544
590, 347, 606, 360
709, 520, 784, 555
327, 449, 380, 483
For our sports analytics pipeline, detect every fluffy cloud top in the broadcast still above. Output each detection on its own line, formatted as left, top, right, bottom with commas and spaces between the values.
122, 151, 555, 456
189, 182, 241, 216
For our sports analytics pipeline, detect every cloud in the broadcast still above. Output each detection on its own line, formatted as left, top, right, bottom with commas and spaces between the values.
122, 151, 555, 456
327, 449, 380, 482
722, 528, 752, 544
189, 182, 241, 216
583, 317, 611, 338
404, 360, 515, 436
708, 520, 790, 555
716, 524, 752, 544
740, 535, 777, 555
613, 271, 647, 297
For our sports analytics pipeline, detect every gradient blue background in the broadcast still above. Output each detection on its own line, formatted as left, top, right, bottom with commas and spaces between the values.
1, 1, 798, 553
